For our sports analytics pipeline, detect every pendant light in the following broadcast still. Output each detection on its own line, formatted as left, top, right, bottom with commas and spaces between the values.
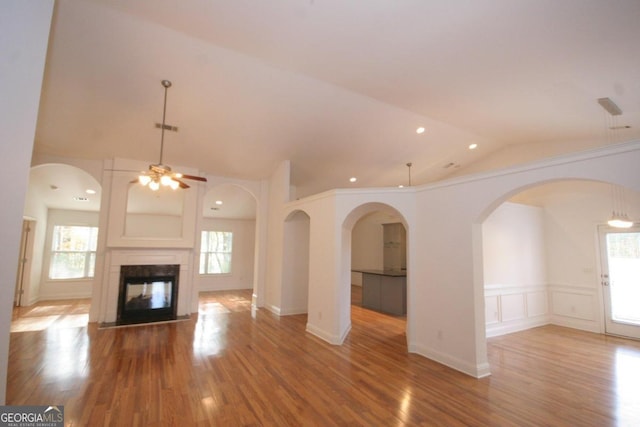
608, 184, 633, 229
598, 97, 634, 228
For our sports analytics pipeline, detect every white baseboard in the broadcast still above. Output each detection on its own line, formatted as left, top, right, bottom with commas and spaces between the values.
408, 342, 491, 378
264, 304, 281, 315
279, 307, 308, 315
486, 316, 549, 338
306, 322, 351, 345
199, 283, 252, 292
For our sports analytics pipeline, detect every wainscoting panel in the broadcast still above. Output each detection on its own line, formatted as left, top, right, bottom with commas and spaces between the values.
501, 293, 526, 322
485, 285, 549, 337
485, 296, 500, 325
548, 285, 601, 333
550, 290, 594, 320
527, 291, 548, 317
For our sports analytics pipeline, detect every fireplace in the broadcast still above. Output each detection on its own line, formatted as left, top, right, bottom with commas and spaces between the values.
117, 264, 179, 325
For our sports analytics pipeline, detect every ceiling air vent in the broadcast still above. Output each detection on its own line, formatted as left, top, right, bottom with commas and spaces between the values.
597, 97, 622, 116
155, 123, 178, 132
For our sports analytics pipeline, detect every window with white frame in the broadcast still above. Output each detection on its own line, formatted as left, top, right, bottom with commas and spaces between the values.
49, 225, 99, 279
200, 231, 233, 274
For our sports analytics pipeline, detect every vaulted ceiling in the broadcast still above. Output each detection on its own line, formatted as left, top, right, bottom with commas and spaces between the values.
33, 0, 640, 200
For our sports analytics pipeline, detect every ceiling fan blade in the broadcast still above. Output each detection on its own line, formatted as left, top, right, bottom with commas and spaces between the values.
107, 168, 141, 172
175, 179, 190, 189
179, 173, 207, 182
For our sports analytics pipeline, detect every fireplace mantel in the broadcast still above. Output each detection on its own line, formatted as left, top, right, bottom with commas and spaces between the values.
100, 248, 196, 324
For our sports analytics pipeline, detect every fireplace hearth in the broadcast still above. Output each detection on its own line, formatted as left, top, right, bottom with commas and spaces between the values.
117, 264, 179, 325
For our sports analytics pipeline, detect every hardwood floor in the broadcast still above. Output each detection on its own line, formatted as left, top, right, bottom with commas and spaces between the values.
8, 290, 640, 426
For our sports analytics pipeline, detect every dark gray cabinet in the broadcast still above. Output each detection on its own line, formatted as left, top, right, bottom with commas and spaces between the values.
360, 271, 406, 316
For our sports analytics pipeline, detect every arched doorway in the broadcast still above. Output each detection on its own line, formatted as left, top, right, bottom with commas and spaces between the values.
24, 163, 102, 303
199, 183, 258, 293
342, 202, 410, 346
480, 179, 640, 345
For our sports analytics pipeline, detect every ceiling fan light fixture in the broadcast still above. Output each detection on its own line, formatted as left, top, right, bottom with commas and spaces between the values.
138, 175, 152, 186
136, 79, 207, 191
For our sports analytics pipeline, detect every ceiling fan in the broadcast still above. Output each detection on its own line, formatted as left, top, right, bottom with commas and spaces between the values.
135, 79, 207, 190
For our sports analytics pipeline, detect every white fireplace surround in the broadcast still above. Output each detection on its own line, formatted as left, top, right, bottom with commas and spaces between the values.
101, 249, 195, 324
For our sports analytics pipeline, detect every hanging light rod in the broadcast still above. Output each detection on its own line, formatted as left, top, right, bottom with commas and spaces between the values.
597, 97, 622, 116
607, 185, 634, 229
136, 79, 207, 191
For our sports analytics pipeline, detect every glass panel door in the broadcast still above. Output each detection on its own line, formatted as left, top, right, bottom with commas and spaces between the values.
600, 226, 640, 339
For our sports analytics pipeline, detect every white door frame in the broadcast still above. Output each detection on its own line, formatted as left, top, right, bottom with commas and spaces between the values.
598, 224, 640, 339
14, 219, 35, 307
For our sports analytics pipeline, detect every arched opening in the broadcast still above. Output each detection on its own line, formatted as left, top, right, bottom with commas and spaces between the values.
199, 183, 258, 293
343, 202, 409, 347
195, 182, 259, 345
479, 178, 640, 354
12, 163, 101, 331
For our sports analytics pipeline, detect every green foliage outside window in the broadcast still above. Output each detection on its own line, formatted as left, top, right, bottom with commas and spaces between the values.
200, 231, 233, 274
49, 225, 98, 279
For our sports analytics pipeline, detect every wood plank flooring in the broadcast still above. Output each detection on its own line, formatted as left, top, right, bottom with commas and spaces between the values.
8, 289, 640, 426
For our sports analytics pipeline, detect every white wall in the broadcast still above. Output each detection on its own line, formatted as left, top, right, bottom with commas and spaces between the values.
22, 183, 48, 305
263, 160, 292, 314
124, 213, 182, 238
483, 202, 548, 337
351, 212, 386, 271
198, 218, 256, 291
281, 211, 310, 314
0, 0, 54, 404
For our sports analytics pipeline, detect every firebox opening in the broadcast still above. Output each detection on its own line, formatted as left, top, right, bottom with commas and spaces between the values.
117, 265, 179, 325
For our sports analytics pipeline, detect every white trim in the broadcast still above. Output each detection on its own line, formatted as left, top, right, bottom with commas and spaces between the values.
265, 304, 281, 315
408, 342, 491, 378
306, 322, 351, 345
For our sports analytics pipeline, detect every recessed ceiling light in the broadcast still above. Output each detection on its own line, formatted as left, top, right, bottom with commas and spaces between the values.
86, 189, 96, 194
416, 127, 425, 134
215, 200, 223, 205
468, 143, 478, 150
398, 185, 404, 188
349, 177, 357, 183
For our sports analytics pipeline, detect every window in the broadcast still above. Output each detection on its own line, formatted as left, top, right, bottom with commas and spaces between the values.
200, 231, 233, 274
49, 225, 99, 279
